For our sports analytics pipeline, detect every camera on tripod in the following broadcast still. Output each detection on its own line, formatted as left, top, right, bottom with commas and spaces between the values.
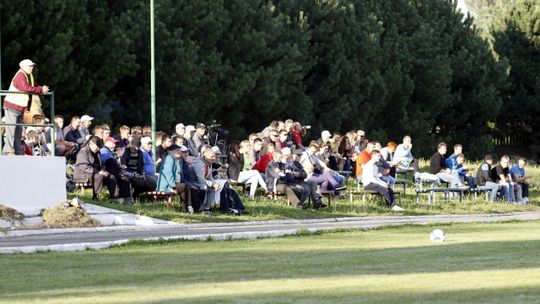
207, 123, 229, 137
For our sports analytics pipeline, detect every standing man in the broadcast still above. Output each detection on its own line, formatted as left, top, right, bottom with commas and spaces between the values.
3, 59, 49, 155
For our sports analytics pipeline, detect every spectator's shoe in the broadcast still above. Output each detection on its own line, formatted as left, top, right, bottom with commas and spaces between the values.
391, 205, 404, 211
202, 210, 212, 216
335, 185, 348, 191
313, 198, 327, 209
456, 184, 469, 190
187, 205, 194, 214
117, 198, 126, 204
296, 203, 308, 209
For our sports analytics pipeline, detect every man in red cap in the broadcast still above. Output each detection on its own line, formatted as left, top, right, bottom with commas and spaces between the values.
3, 59, 49, 155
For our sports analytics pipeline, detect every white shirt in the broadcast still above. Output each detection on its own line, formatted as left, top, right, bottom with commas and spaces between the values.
361, 161, 387, 187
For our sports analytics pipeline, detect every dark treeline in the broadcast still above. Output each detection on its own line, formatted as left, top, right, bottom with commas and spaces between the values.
1, 0, 538, 159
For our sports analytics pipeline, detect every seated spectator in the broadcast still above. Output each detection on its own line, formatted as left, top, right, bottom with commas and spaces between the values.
250, 137, 263, 166
269, 130, 282, 152
113, 125, 131, 149
227, 141, 267, 199
445, 144, 463, 170
73, 137, 117, 200
380, 141, 397, 163
184, 125, 198, 156
510, 158, 530, 204
64, 116, 84, 145
102, 125, 111, 142
23, 130, 38, 155
355, 130, 367, 153
475, 154, 499, 201
142, 125, 152, 137
131, 125, 143, 137
140, 136, 156, 178
374, 142, 395, 188
92, 124, 104, 139
394, 135, 419, 173
429, 142, 465, 188
301, 143, 344, 193
491, 155, 520, 203
50, 115, 75, 157
355, 142, 374, 179
26, 115, 49, 155
156, 133, 172, 170
156, 144, 193, 213
120, 137, 157, 199
191, 147, 221, 215
290, 122, 306, 149
171, 123, 188, 147
265, 150, 307, 209
100, 137, 131, 204
317, 130, 332, 148
193, 123, 206, 152
278, 130, 291, 149
252, 142, 275, 174
78, 114, 93, 143
453, 153, 476, 188
361, 150, 403, 211
336, 135, 354, 172
259, 120, 279, 139
284, 147, 326, 209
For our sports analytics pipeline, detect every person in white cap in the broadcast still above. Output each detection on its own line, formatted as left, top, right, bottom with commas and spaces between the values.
2, 59, 49, 155
172, 123, 187, 147
184, 125, 198, 156
79, 114, 94, 142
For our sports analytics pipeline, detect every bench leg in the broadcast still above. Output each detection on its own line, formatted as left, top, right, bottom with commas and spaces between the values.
166, 196, 173, 209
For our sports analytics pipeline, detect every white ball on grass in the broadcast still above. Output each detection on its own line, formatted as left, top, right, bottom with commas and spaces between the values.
430, 229, 445, 243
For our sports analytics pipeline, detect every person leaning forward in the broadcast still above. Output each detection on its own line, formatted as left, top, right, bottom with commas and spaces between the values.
3, 59, 49, 155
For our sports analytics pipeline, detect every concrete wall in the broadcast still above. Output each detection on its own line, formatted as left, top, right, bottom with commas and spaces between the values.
0, 156, 66, 215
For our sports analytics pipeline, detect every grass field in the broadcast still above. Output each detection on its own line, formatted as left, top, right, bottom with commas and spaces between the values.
3, 220, 540, 303
75, 161, 540, 224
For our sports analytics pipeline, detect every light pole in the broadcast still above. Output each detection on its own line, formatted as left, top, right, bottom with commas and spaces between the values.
150, 0, 156, 162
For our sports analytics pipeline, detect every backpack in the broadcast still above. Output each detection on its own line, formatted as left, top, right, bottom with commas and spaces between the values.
219, 184, 246, 215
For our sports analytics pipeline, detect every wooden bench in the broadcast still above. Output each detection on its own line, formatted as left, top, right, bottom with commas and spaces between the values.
349, 184, 401, 205
74, 180, 92, 193
143, 191, 177, 209
394, 179, 408, 194
467, 187, 493, 200
229, 181, 247, 196
414, 187, 466, 204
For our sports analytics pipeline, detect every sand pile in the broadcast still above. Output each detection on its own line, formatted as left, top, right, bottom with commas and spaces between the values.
42, 198, 100, 228
0, 204, 24, 221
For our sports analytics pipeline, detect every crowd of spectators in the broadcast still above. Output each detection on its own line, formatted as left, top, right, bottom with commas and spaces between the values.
1, 112, 533, 211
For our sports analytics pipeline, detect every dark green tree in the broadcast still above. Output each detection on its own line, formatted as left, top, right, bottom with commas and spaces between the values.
492, 0, 540, 153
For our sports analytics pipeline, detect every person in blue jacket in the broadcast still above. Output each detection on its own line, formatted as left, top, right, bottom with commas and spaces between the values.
157, 144, 193, 213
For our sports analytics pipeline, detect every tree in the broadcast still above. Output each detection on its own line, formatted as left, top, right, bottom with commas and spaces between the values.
492, 0, 540, 150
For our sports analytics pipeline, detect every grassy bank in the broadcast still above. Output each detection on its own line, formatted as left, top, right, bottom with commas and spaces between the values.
72, 161, 540, 224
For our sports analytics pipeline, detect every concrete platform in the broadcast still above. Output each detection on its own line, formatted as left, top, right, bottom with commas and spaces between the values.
0, 156, 66, 215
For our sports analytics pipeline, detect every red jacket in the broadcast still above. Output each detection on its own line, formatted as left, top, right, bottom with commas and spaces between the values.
252, 153, 273, 174
4, 70, 43, 111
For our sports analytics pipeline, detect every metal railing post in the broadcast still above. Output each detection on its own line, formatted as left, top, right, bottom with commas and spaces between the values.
0, 90, 55, 156
50, 92, 55, 156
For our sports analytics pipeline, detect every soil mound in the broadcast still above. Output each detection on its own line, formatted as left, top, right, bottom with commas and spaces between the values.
42, 198, 100, 228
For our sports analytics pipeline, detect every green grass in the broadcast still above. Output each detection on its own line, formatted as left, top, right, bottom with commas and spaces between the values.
73, 160, 540, 224
3, 220, 540, 303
